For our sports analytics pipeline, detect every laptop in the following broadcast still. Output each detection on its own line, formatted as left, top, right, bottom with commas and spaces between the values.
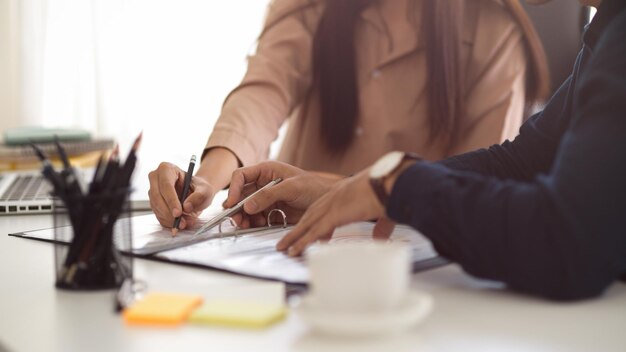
0, 169, 151, 215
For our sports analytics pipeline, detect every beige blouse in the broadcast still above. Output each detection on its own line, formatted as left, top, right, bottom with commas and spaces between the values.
206, 0, 528, 176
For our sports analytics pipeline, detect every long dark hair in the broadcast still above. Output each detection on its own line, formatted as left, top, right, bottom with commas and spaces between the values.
262, 0, 549, 153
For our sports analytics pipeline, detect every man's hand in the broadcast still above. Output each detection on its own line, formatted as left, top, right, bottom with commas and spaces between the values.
276, 169, 393, 256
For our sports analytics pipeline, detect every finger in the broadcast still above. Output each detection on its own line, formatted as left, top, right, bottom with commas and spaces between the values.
284, 196, 345, 256
373, 217, 396, 241
240, 216, 251, 229
230, 211, 256, 229
183, 182, 214, 213
157, 165, 185, 218
148, 185, 172, 226
149, 170, 174, 226
225, 182, 259, 212
288, 223, 337, 257
318, 231, 333, 244
225, 169, 248, 208
277, 213, 313, 251
178, 217, 187, 231
180, 214, 200, 230
226, 165, 267, 208
226, 162, 295, 208
153, 192, 181, 228
243, 181, 298, 215
277, 201, 325, 251
250, 213, 267, 228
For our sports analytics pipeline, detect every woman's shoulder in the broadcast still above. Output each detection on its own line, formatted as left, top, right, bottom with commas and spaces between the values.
266, 0, 321, 15
264, 0, 324, 30
468, 0, 522, 35
465, 0, 525, 56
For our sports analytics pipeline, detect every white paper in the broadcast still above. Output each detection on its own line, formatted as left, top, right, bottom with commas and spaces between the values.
156, 221, 437, 284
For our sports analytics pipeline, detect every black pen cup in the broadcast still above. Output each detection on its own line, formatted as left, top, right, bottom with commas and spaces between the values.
53, 189, 133, 290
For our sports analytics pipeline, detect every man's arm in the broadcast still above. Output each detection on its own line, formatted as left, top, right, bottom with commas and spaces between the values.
438, 73, 577, 181
387, 13, 626, 301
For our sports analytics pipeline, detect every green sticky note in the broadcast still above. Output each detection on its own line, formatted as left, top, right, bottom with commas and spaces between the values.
189, 299, 287, 329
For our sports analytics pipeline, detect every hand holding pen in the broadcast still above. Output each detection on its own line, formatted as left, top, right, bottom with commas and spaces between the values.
148, 161, 215, 233
172, 155, 196, 235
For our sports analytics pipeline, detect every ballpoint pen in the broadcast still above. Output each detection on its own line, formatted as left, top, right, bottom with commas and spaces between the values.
193, 177, 282, 236
172, 155, 196, 235
54, 136, 82, 197
30, 143, 65, 195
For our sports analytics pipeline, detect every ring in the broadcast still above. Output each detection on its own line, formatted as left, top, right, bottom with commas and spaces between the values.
267, 209, 287, 228
218, 217, 239, 238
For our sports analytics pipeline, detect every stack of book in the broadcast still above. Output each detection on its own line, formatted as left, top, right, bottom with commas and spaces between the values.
0, 127, 115, 171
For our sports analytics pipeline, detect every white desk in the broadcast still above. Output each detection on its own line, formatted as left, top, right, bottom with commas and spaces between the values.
2, 214, 625, 352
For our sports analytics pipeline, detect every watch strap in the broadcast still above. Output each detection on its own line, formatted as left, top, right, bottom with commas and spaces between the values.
370, 152, 420, 206
370, 177, 388, 207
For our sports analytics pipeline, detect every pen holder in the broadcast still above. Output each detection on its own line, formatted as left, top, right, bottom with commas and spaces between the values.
53, 189, 133, 290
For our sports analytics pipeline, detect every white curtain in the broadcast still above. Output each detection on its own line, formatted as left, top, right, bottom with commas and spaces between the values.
19, 0, 271, 174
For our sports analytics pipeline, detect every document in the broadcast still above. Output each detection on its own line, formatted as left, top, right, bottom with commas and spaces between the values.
11, 212, 439, 284
155, 221, 437, 284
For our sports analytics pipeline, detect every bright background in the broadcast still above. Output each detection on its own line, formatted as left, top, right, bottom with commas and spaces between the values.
0, 0, 273, 177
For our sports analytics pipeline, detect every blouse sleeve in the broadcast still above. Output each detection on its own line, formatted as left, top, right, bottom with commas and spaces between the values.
204, 0, 320, 166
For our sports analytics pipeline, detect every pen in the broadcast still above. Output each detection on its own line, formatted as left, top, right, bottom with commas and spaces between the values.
116, 131, 142, 190
53, 135, 71, 169
30, 143, 65, 197
172, 155, 196, 235
193, 177, 282, 236
54, 136, 82, 197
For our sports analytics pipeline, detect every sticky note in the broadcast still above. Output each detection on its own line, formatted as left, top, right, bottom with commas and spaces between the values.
123, 293, 203, 326
189, 299, 287, 329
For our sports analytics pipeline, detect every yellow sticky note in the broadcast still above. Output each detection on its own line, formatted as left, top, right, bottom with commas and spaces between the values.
189, 299, 287, 329
123, 293, 203, 326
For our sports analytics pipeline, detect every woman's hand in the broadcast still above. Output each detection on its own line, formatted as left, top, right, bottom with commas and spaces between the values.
148, 148, 240, 234
148, 162, 216, 232
276, 169, 396, 256
224, 161, 341, 228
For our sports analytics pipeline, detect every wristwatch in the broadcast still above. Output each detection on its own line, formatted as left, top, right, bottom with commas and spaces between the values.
369, 151, 420, 206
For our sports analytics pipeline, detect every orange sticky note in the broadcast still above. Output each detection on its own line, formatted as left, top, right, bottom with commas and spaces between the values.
122, 293, 203, 326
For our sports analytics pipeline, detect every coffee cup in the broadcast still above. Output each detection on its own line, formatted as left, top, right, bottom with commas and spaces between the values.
307, 241, 411, 313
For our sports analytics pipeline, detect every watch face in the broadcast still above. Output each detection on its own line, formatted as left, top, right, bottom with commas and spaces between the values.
370, 151, 405, 179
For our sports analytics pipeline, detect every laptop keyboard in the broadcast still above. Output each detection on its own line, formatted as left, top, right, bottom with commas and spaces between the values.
0, 175, 53, 201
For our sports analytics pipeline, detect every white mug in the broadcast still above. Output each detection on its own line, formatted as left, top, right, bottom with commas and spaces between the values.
307, 241, 411, 313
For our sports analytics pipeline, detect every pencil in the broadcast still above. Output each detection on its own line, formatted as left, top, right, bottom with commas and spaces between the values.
172, 155, 196, 235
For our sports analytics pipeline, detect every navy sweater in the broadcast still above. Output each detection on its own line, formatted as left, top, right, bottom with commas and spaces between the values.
387, 0, 626, 301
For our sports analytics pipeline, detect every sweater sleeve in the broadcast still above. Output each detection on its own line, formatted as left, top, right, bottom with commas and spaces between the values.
387, 12, 626, 301
438, 72, 575, 181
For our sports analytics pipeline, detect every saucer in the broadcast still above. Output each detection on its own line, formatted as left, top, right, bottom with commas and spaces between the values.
296, 291, 433, 336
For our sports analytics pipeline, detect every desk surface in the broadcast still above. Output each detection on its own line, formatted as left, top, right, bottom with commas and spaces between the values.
1, 214, 625, 352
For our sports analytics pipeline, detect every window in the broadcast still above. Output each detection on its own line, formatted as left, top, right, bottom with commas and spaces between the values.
18, 0, 271, 176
